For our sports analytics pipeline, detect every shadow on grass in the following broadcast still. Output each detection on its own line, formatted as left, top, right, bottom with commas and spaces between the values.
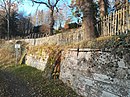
0, 68, 32, 97
0, 65, 80, 97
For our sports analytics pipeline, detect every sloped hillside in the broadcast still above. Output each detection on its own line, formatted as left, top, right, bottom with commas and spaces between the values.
0, 41, 15, 68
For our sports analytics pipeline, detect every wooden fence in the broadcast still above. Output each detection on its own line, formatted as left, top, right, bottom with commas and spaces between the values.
99, 2, 130, 36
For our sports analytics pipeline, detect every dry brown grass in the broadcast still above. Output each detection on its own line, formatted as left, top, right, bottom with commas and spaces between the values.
0, 41, 16, 68
0, 48, 15, 68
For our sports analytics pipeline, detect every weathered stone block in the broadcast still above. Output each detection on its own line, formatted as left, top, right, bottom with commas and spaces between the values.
26, 54, 48, 71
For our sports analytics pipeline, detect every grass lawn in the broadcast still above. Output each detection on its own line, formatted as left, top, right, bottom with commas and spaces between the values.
0, 64, 80, 97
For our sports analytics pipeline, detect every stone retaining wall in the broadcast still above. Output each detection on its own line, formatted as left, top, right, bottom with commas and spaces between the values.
60, 49, 130, 97
14, 28, 85, 46
25, 48, 130, 97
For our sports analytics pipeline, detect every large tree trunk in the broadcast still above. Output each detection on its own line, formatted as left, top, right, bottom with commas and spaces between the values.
99, 0, 109, 17
50, 9, 54, 35
82, 15, 95, 40
99, 0, 105, 17
81, 0, 95, 40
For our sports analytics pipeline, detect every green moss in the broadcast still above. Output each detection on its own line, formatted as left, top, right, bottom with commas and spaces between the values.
42, 49, 61, 79
19, 52, 26, 64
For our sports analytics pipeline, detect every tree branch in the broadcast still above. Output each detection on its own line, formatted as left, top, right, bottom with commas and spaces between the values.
36, 3, 40, 14
56, 6, 59, 12
1, 0, 8, 13
31, 0, 50, 8
48, 0, 51, 6
54, 0, 60, 7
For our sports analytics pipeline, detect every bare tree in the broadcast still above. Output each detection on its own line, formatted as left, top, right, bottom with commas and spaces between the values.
32, 0, 60, 35
53, 9, 66, 30
17, 12, 33, 37
0, 0, 18, 39
0, 10, 6, 37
